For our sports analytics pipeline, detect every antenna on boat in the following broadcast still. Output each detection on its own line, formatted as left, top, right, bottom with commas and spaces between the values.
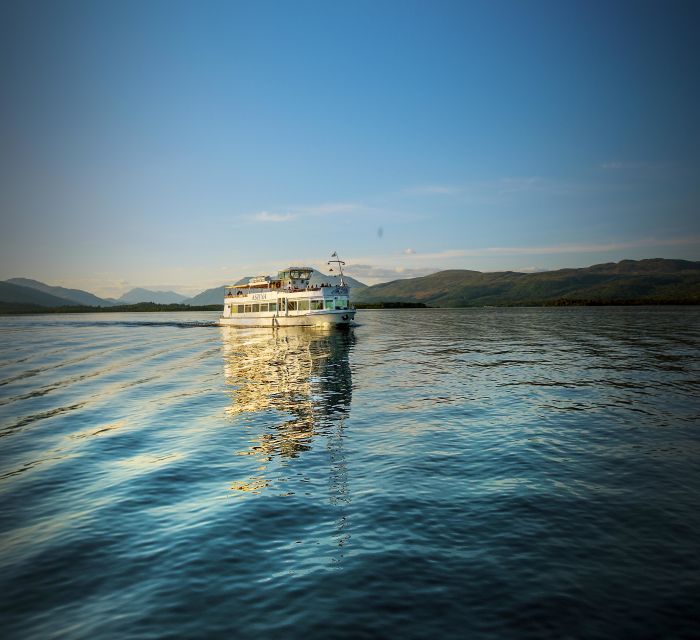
328, 251, 346, 286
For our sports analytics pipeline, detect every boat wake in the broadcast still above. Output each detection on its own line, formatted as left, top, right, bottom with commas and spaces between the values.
30, 320, 220, 329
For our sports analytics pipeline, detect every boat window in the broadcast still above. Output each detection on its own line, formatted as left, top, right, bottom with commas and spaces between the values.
324, 300, 334, 310
311, 300, 324, 311
259, 303, 268, 312
269, 303, 277, 312
237, 305, 244, 314
252, 304, 260, 313
298, 300, 309, 311
288, 300, 298, 311
244, 305, 252, 313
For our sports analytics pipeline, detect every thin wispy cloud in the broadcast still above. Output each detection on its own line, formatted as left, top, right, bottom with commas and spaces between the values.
471, 236, 700, 256
246, 202, 362, 224
292, 202, 360, 216
402, 178, 589, 202
407, 249, 468, 260
407, 236, 700, 260
251, 211, 295, 223
600, 161, 663, 171
344, 264, 439, 280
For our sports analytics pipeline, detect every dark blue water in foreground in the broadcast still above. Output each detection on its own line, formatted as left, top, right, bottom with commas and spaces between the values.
0, 308, 698, 639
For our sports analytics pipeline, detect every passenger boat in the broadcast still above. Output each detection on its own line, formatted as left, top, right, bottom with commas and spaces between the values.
219, 254, 356, 328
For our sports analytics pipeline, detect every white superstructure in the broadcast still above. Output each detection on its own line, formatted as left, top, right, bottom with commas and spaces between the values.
218, 255, 356, 328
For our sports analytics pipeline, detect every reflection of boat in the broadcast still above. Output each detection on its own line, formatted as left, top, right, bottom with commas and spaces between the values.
219, 254, 356, 328
222, 326, 354, 494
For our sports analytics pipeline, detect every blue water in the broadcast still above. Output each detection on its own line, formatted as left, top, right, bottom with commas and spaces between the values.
0, 308, 698, 639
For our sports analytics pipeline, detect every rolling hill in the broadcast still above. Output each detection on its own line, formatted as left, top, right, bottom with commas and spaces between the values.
353, 259, 700, 307
0, 281, 77, 307
6, 277, 114, 306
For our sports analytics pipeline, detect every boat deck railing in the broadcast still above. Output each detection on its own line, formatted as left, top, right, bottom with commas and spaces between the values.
225, 284, 341, 297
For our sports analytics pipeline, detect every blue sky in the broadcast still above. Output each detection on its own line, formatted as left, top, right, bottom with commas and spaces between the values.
1, 0, 698, 296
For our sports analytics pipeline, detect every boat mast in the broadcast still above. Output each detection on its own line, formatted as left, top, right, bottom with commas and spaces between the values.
327, 252, 346, 286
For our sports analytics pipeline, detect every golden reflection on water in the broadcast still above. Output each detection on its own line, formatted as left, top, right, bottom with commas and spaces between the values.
221, 327, 354, 496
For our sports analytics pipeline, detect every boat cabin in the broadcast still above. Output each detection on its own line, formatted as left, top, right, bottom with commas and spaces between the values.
277, 267, 313, 290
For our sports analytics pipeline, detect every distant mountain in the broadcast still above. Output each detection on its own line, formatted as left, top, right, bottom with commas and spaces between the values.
185, 285, 227, 306
118, 288, 188, 304
6, 277, 114, 307
0, 281, 77, 307
184, 272, 368, 306
353, 259, 700, 307
184, 277, 251, 305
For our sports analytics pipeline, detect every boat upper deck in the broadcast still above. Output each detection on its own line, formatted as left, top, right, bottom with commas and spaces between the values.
225, 266, 348, 297
225, 283, 348, 298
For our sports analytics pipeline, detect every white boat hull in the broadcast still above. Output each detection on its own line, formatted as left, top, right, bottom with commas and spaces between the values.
218, 310, 355, 328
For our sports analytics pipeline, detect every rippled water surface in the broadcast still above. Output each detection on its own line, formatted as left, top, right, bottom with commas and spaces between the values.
0, 308, 699, 639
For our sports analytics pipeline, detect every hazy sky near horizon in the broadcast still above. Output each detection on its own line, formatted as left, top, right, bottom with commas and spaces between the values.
1, 0, 698, 296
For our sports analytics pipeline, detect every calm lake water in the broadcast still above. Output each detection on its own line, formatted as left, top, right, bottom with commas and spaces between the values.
0, 308, 698, 639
